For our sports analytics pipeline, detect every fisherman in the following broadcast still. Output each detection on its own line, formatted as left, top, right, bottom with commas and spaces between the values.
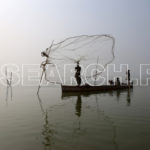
75, 61, 81, 86
127, 70, 130, 81
41, 51, 49, 58
116, 77, 120, 86
109, 80, 114, 85
127, 70, 130, 87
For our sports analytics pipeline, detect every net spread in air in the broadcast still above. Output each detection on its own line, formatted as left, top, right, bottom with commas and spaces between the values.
39, 34, 115, 86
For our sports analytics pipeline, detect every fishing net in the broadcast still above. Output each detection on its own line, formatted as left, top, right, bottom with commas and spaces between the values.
39, 34, 115, 87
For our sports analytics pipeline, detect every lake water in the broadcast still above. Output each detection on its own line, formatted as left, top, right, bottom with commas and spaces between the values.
0, 85, 150, 150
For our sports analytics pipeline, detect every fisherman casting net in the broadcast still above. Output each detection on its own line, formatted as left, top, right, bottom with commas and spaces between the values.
39, 34, 115, 87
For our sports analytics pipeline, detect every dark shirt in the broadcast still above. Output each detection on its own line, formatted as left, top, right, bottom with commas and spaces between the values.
75, 65, 81, 75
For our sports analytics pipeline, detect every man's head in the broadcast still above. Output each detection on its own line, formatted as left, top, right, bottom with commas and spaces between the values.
77, 60, 80, 66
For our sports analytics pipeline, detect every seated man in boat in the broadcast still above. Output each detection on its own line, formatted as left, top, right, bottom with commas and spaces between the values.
75, 61, 81, 86
109, 80, 114, 85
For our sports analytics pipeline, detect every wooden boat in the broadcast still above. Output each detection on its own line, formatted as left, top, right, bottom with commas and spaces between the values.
61, 84, 133, 93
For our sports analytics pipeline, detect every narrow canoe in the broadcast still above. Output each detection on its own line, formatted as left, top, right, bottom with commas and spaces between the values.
61, 84, 133, 93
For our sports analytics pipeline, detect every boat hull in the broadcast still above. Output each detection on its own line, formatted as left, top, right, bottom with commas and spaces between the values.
61, 85, 133, 93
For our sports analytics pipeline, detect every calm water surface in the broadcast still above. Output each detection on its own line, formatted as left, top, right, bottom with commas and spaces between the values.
0, 85, 150, 150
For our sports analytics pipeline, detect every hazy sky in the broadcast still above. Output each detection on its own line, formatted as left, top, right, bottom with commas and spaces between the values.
0, 0, 150, 73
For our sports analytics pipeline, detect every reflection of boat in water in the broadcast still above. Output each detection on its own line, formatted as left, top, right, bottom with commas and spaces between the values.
75, 95, 82, 117
61, 91, 120, 150
37, 88, 134, 150
62, 92, 93, 99
61, 84, 133, 93
62, 88, 133, 106
61, 89, 133, 150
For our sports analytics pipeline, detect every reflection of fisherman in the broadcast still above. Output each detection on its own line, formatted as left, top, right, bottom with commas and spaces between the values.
75, 62, 81, 86
127, 89, 131, 106
75, 95, 82, 117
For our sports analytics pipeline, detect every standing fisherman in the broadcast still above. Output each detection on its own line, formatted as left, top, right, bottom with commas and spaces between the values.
75, 61, 81, 86
127, 70, 130, 87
